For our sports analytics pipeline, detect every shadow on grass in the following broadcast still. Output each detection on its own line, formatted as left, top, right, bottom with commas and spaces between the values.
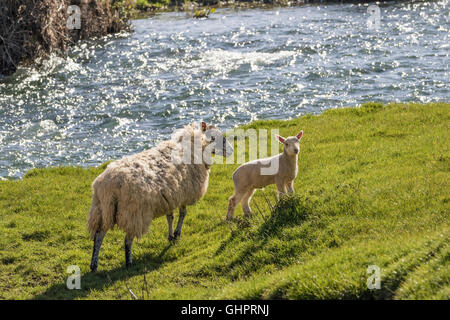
216, 195, 312, 254
256, 195, 310, 237
32, 244, 173, 300
215, 217, 252, 256
209, 195, 314, 277
216, 195, 313, 255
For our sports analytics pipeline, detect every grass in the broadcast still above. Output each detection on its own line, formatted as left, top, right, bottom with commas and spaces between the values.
0, 102, 448, 300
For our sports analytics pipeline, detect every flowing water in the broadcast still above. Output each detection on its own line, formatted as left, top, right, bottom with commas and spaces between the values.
0, 1, 448, 179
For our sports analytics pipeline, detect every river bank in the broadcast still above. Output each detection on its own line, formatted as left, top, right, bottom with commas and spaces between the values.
0, 102, 448, 299
0, 0, 128, 76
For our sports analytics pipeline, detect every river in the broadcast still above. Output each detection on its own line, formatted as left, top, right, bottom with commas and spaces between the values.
0, 1, 448, 179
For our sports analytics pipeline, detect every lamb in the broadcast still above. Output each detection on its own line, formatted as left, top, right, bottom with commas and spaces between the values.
226, 130, 303, 221
88, 122, 233, 271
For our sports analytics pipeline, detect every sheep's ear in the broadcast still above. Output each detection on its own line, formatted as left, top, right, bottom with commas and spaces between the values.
201, 122, 207, 132
276, 135, 286, 144
297, 130, 303, 140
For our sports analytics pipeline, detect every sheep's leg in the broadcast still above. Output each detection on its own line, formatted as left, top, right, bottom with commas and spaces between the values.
90, 230, 105, 272
173, 206, 186, 239
226, 192, 244, 221
167, 213, 175, 241
287, 181, 295, 194
125, 235, 133, 268
241, 189, 255, 218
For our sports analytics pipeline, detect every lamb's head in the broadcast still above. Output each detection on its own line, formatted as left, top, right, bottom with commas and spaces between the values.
276, 131, 303, 156
202, 122, 234, 157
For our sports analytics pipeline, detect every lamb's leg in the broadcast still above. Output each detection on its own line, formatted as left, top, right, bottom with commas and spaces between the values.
226, 192, 244, 221
167, 213, 175, 241
125, 235, 133, 268
287, 181, 295, 194
275, 179, 287, 198
90, 230, 105, 272
241, 189, 255, 218
173, 206, 186, 239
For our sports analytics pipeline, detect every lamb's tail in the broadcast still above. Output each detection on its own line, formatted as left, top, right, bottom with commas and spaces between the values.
87, 188, 117, 239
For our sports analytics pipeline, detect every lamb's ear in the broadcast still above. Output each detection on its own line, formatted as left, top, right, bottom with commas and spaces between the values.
276, 135, 286, 144
201, 122, 207, 132
297, 130, 303, 140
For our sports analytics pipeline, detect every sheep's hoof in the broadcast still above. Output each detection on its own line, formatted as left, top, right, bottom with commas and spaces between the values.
168, 234, 177, 242
125, 262, 132, 269
90, 260, 98, 272
173, 230, 181, 239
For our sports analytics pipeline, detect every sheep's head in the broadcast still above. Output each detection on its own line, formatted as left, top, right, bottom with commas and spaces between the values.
202, 122, 234, 157
276, 131, 303, 156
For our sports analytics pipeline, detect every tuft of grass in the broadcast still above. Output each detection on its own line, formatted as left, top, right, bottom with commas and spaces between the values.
0, 102, 448, 300
257, 195, 312, 236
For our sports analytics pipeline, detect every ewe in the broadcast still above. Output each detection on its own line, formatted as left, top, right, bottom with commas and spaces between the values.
88, 122, 233, 271
226, 130, 303, 221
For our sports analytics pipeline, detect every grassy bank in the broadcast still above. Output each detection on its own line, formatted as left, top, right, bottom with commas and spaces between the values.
0, 102, 448, 299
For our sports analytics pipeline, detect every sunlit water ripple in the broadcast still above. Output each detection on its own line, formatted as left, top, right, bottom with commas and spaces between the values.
0, 1, 449, 179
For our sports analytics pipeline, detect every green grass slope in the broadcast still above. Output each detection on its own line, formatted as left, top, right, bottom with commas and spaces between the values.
0, 102, 448, 300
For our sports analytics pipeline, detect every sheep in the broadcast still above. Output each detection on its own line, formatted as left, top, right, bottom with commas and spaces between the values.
226, 130, 303, 221
88, 122, 233, 271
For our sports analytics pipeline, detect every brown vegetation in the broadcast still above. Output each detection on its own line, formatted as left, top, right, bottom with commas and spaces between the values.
0, 0, 127, 76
